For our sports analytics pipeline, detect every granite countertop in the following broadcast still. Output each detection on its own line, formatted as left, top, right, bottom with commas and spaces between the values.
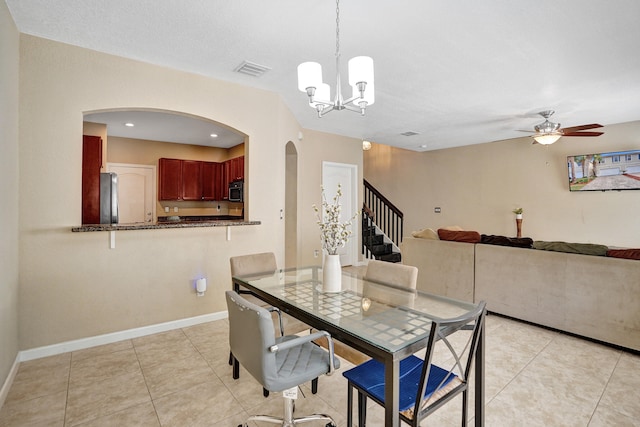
72, 217, 260, 232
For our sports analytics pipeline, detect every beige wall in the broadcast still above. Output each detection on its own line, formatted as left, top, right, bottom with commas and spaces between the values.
364, 121, 640, 248
0, 0, 20, 393
226, 143, 245, 160
295, 128, 364, 267
106, 135, 231, 164
18, 34, 362, 350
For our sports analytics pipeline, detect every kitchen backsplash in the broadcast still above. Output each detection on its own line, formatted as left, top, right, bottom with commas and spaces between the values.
157, 201, 243, 217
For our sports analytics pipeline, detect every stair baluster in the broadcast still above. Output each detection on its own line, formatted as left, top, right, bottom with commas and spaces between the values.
362, 179, 403, 262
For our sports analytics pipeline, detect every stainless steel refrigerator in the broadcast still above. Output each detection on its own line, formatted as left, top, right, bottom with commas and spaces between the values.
100, 172, 119, 224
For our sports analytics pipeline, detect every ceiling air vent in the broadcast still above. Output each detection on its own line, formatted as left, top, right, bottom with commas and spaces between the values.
234, 61, 271, 77
401, 131, 419, 137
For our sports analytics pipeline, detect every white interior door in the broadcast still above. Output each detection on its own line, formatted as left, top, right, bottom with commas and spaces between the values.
322, 162, 358, 266
107, 163, 156, 224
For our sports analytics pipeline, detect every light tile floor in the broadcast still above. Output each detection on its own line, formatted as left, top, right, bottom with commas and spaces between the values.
1, 314, 639, 426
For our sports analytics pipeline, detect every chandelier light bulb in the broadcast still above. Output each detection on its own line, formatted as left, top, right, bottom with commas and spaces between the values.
352, 81, 375, 107
348, 56, 374, 87
310, 83, 331, 107
297, 62, 323, 93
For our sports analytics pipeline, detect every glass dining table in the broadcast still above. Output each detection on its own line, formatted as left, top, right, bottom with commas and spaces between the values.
232, 265, 485, 427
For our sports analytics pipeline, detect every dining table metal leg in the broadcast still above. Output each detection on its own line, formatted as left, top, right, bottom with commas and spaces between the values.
384, 358, 400, 427
475, 321, 485, 426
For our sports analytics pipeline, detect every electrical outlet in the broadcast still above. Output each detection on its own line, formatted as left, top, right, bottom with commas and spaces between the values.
434, 207, 441, 213
314, 249, 319, 258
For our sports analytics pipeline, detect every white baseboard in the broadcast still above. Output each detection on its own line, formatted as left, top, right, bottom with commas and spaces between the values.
0, 354, 20, 409
19, 310, 228, 362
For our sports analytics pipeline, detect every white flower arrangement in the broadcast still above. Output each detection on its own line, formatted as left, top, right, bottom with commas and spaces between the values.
313, 184, 359, 255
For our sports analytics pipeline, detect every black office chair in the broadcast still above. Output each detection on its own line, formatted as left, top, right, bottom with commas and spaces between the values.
342, 301, 486, 426
226, 290, 339, 427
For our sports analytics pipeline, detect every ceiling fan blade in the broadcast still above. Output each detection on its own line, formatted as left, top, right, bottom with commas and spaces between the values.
562, 131, 604, 137
561, 123, 603, 133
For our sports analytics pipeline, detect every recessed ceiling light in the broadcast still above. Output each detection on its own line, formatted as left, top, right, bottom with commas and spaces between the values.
125, 122, 134, 127
210, 133, 218, 138
420, 144, 427, 148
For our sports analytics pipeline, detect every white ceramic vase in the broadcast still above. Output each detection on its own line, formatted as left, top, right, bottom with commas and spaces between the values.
322, 254, 342, 293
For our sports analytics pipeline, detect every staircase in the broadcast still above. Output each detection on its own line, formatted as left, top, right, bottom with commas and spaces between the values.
362, 179, 403, 263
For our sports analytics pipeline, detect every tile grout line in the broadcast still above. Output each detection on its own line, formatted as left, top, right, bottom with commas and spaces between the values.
131, 338, 162, 426
180, 325, 251, 421
585, 350, 623, 426
63, 353, 72, 427
482, 323, 558, 408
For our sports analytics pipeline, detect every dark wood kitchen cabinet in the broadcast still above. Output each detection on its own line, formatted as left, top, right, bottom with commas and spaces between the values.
159, 158, 183, 200
221, 156, 244, 200
227, 156, 245, 182
202, 161, 223, 200
181, 160, 203, 200
159, 158, 224, 201
82, 135, 102, 224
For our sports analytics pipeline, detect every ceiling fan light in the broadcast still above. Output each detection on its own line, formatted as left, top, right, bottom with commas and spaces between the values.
535, 121, 561, 133
533, 133, 562, 145
297, 62, 323, 92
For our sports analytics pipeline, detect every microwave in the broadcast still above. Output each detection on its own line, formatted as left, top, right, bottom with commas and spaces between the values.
229, 181, 244, 202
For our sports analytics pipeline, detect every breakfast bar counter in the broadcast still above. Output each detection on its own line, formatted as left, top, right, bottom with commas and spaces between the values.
72, 218, 260, 232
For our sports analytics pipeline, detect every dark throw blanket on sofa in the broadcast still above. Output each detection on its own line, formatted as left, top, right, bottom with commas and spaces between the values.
480, 234, 534, 248
533, 241, 609, 256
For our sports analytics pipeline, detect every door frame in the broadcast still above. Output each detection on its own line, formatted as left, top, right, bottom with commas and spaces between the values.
322, 161, 358, 267
106, 162, 157, 223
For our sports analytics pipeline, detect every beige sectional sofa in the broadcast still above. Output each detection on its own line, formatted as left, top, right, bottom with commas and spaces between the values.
401, 236, 640, 351
401, 237, 476, 302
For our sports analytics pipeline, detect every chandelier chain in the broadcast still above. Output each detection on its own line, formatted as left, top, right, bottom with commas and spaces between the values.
335, 0, 340, 58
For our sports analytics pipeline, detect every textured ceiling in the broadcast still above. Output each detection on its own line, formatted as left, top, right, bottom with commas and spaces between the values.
7, 0, 640, 151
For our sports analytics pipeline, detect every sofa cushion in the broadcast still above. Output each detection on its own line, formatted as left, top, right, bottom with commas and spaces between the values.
606, 248, 640, 261
480, 234, 533, 248
437, 229, 481, 243
411, 228, 439, 240
533, 241, 609, 256
441, 225, 464, 231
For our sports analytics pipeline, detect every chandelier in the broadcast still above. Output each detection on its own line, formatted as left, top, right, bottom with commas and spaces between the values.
297, 0, 374, 117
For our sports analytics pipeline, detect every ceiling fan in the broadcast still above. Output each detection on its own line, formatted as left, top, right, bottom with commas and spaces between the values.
530, 110, 603, 145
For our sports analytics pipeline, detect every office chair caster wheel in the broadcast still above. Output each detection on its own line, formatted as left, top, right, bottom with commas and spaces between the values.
325, 423, 336, 427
